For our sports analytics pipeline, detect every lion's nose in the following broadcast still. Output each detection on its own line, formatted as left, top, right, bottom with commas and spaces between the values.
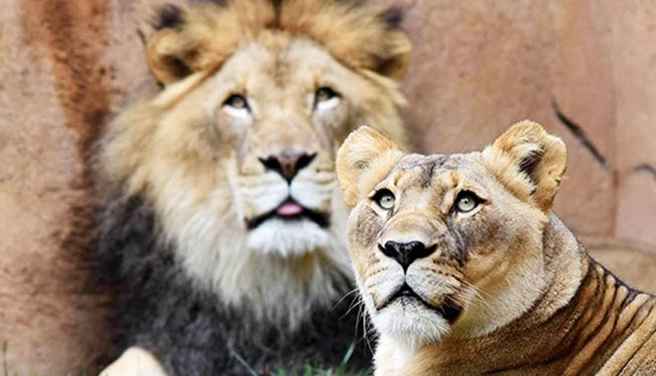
379, 240, 435, 270
258, 151, 317, 182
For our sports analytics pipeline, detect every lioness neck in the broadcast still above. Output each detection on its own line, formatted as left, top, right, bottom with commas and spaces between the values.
379, 215, 656, 376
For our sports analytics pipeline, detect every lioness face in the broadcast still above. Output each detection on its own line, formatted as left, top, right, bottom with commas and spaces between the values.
337, 122, 567, 348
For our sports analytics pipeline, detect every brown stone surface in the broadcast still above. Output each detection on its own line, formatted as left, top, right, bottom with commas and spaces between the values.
608, 2, 656, 244
1, 1, 110, 374
616, 172, 656, 245
398, 1, 615, 237
0, 0, 655, 374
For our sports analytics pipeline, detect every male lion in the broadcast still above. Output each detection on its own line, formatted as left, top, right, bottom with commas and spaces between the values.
95, 0, 410, 375
336, 122, 656, 375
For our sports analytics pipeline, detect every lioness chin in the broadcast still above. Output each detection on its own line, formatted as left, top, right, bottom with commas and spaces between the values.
96, 1, 410, 375
336, 122, 656, 375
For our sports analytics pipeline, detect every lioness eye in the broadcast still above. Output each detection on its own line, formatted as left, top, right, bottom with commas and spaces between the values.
454, 191, 480, 213
372, 189, 395, 210
223, 94, 249, 110
315, 87, 339, 104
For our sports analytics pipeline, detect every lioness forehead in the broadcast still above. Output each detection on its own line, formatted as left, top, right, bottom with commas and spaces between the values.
389, 153, 485, 188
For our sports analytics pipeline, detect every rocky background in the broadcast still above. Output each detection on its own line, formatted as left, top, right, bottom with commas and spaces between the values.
1, 0, 655, 374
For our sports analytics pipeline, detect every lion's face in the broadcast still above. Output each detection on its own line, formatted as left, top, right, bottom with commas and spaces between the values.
215, 36, 371, 256
336, 122, 567, 349
100, 0, 409, 325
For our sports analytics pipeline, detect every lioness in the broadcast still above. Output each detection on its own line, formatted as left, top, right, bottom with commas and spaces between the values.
336, 122, 656, 375
96, 0, 410, 375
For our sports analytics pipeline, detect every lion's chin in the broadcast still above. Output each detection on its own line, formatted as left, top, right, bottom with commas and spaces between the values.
246, 218, 334, 257
373, 300, 451, 349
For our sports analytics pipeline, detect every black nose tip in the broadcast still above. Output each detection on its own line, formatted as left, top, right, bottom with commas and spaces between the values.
258, 151, 317, 182
379, 240, 435, 270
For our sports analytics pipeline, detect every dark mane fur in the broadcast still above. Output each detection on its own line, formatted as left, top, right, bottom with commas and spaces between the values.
93, 189, 371, 375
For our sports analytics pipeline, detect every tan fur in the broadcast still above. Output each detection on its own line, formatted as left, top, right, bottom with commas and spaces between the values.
336, 126, 406, 207
337, 122, 656, 375
145, 0, 411, 85
98, 0, 410, 373
481, 120, 567, 212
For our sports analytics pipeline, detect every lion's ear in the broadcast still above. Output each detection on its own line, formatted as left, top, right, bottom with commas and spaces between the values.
144, 3, 250, 85
376, 8, 411, 80
143, 5, 196, 85
336, 126, 404, 208
483, 121, 567, 212
371, 7, 411, 80
146, 30, 195, 85
376, 31, 411, 81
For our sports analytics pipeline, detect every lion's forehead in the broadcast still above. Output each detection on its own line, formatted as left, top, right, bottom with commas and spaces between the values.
218, 39, 336, 101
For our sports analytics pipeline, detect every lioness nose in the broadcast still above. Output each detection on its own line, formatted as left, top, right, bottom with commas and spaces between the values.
379, 241, 435, 270
259, 151, 317, 182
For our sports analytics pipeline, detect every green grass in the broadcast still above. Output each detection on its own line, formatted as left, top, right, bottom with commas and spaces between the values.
272, 344, 371, 376
272, 365, 370, 376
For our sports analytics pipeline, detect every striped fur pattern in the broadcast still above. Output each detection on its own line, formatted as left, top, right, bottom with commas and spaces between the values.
400, 231, 656, 375
336, 122, 656, 375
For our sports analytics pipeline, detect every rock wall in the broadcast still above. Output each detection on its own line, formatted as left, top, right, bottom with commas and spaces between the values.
0, 0, 654, 374
394, 0, 656, 242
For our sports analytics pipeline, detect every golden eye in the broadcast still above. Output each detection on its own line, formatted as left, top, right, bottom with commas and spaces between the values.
455, 191, 480, 213
315, 86, 339, 103
223, 94, 249, 110
372, 189, 395, 210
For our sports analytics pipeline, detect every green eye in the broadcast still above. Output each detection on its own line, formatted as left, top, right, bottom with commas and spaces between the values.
373, 189, 395, 210
455, 191, 480, 213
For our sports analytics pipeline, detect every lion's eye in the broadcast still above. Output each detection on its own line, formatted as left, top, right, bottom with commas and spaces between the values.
315, 87, 338, 102
454, 191, 481, 213
372, 189, 395, 210
223, 94, 249, 110
314, 87, 340, 111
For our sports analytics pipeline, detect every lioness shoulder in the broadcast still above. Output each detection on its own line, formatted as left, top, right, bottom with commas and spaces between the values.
337, 121, 656, 375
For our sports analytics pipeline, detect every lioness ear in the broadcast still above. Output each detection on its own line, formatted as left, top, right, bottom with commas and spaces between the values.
482, 120, 567, 212
336, 126, 404, 208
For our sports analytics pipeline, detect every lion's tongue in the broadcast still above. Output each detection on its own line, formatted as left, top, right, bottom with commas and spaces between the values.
277, 202, 303, 217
